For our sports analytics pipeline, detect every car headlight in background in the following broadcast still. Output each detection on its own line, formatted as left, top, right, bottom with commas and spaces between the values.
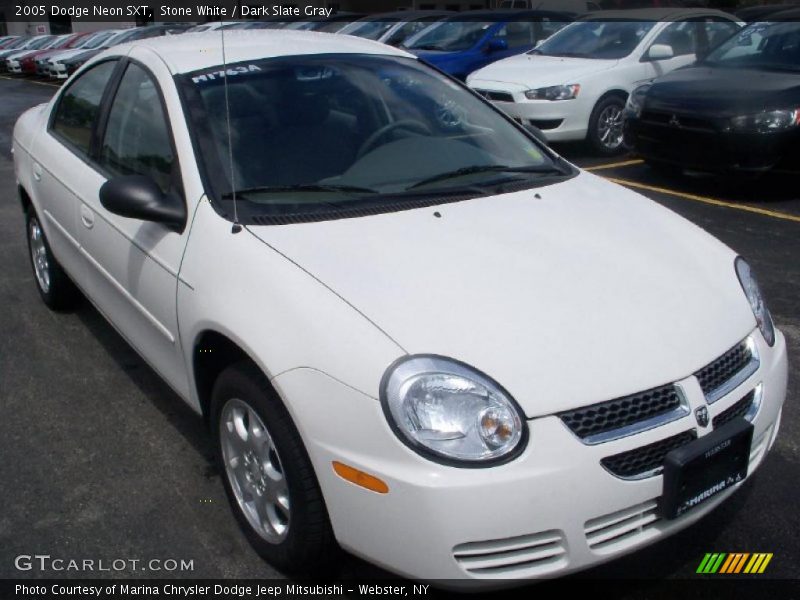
730, 109, 800, 134
525, 84, 580, 101
736, 257, 775, 347
381, 356, 526, 465
625, 84, 651, 118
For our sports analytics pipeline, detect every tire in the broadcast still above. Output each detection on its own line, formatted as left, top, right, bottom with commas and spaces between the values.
587, 94, 627, 156
25, 208, 79, 310
211, 362, 339, 575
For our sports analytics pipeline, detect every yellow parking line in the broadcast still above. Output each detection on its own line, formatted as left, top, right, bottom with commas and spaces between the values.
585, 159, 644, 171
0, 75, 60, 87
605, 176, 800, 224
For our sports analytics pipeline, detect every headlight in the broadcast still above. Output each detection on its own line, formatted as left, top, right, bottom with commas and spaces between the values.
381, 356, 526, 465
730, 109, 800, 134
735, 257, 775, 346
525, 84, 580, 101
625, 84, 651, 118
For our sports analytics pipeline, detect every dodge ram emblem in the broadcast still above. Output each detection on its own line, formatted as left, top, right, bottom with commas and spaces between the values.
695, 406, 710, 428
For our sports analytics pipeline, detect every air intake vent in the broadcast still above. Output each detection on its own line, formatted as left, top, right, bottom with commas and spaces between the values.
585, 500, 660, 552
453, 530, 567, 577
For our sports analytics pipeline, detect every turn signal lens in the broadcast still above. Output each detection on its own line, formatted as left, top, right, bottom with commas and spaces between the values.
332, 461, 389, 494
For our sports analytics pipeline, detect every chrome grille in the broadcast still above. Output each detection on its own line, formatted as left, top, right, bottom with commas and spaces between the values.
559, 383, 683, 443
600, 430, 697, 480
695, 338, 758, 403
713, 390, 755, 429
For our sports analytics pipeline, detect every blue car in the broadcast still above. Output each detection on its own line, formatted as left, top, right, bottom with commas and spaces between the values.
403, 10, 575, 81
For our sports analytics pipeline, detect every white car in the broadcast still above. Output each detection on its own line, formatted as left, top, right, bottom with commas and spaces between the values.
13, 31, 787, 585
467, 9, 742, 154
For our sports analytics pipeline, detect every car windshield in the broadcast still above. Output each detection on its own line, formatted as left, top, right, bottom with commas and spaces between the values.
346, 20, 401, 41
405, 20, 494, 51
26, 37, 55, 50
703, 21, 800, 72
184, 54, 568, 221
532, 20, 655, 59
83, 31, 116, 49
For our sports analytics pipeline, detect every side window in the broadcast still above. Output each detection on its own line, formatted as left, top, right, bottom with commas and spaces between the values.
705, 20, 739, 51
51, 61, 117, 155
496, 21, 537, 48
99, 63, 175, 193
652, 21, 698, 57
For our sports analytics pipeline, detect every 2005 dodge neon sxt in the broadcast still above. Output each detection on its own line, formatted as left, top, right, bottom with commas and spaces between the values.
12, 31, 787, 585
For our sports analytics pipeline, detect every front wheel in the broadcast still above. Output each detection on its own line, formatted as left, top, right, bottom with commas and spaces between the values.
211, 362, 339, 575
25, 209, 79, 310
587, 95, 627, 156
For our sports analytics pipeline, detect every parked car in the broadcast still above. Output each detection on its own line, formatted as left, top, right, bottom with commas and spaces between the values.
338, 11, 452, 47
13, 30, 787, 585
2, 35, 55, 72
44, 30, 123, 79
499, 0, 601, 11
57, 24, 191, 77
0, 36, 34, 60
467, 8, 742, 154
285, 13, 367, 33
735, 2, 800, 21
29, 32, 93, 76
624, 19, 800, 176
403, 10, 575, 80
10, 33, 86, 75
0, 36, 21, 49
5, 34, 63, 73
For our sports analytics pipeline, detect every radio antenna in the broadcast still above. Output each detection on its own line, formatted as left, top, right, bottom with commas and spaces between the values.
220, 23, 242, 234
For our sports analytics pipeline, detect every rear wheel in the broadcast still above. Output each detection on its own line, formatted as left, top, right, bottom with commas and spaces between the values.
211, 362, 339, 575
25, 209, 79, 310
587, 95, 627, 156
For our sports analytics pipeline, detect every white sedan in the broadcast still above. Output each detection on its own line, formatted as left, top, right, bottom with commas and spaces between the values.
13, 30, 787, 585
467, 9, 742, 154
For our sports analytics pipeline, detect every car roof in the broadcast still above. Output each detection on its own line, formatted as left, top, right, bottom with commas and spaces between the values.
111, 30, 413, 74
579, 8, 738, 21
769, 7, 800, 19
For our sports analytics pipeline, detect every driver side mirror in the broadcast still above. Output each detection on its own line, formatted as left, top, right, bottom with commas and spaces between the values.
647, 44, 674, 61
487, 38, 509, 53
100, 175, 186, 229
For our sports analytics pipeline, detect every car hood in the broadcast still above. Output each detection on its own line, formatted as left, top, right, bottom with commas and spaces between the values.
248, 172, 754, 417
645, 66, 800, 116
469, 54, 618, 89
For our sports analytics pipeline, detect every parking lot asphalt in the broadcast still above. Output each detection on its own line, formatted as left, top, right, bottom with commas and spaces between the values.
0, 75, 797, 588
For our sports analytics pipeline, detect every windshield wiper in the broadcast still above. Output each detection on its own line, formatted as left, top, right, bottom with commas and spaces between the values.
411, 44, 445, 51
409, 164, 567, 190
223, 183, 379, 199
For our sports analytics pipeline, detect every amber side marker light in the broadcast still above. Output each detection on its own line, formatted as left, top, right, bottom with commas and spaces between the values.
332, 461, 389, 494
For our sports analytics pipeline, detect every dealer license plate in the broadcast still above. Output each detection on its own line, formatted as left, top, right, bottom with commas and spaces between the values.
660, 418, 753, 519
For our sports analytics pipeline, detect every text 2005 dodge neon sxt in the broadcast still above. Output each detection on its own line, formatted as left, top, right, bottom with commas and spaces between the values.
12, 31, 787, 585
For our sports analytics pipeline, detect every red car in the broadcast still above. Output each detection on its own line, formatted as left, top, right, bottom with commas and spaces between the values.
15, 33, 88, 75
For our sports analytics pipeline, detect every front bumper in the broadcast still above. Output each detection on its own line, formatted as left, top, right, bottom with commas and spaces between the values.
625, 114, 799, 174
6, 59, 21, 73
470, 84, 591, 143
273, 328, 787, 586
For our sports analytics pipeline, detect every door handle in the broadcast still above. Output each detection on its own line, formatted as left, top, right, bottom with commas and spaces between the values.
33, 163, 42, 182
80, 205, 95, 229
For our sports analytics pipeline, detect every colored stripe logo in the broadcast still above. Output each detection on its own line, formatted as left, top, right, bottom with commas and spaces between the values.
697, 553, 773, 574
